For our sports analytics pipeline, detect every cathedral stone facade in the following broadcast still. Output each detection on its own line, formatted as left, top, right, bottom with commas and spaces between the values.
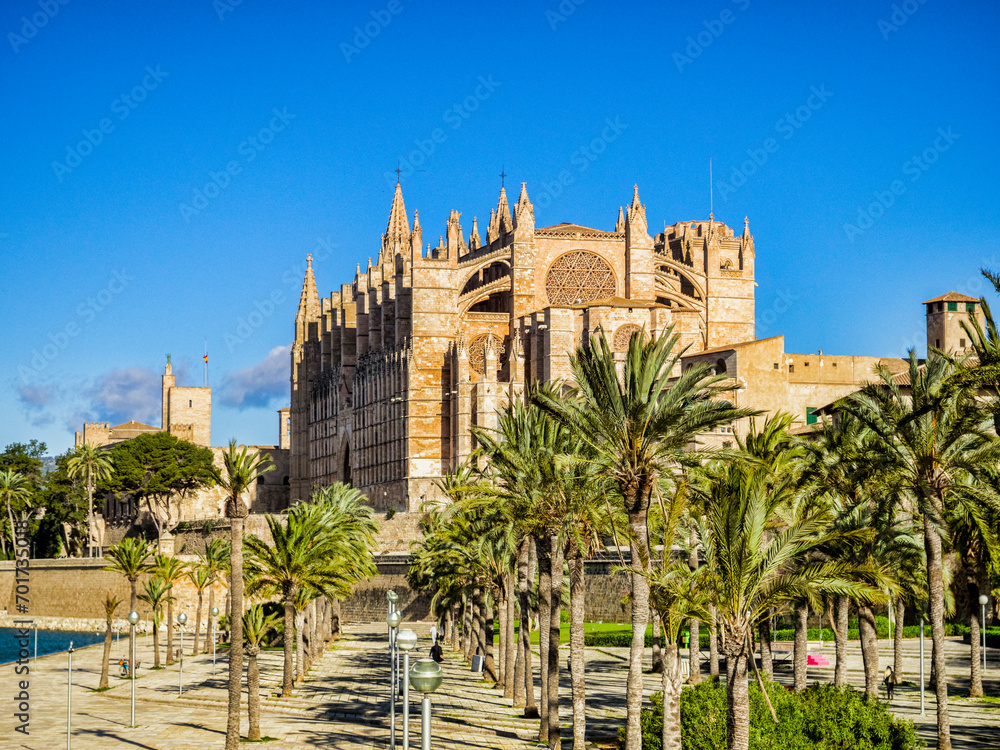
289, 181, 757, 510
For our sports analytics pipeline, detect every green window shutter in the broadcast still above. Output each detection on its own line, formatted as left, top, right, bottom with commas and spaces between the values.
947, 302, 958, 311
806, 407, 818, 425
967, 302, 977, 313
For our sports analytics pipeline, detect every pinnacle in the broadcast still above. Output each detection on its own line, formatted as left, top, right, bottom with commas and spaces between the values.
631, 183, 641, 209
517, 181, 529, 204
384, 181, 410, 240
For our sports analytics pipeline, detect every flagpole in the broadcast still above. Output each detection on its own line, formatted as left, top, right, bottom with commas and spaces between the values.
203, 341, 209, 387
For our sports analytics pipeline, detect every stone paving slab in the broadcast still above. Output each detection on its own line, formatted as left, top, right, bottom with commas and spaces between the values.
3, 624, 998, 749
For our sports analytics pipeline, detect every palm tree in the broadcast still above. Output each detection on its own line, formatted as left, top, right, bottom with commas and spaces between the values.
0, 470, 32, 557
699, 457, 886, 750
98, 594, 122, 689
199, 538, 230, 653
66, 444, 114, 558
151, 555, 187, 665
246, 486, 376, 697
188, 564, 211, 655
534, 326, 756, 750
104, 537, 154, 614
843, 351, 1000, 749
138, 577, 173, 668
243, 604, 279, 741
211, 440, 274, 750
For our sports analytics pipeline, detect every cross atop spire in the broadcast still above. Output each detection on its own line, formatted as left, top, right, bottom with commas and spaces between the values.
500, 166, 507, 188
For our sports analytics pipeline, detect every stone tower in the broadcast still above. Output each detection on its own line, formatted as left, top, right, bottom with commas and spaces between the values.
925, 291, 983, 355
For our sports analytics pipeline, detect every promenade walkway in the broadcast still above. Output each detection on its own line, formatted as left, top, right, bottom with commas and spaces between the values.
4, 623, 998, 749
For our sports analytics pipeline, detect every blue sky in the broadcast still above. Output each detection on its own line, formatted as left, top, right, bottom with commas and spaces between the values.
2, 0, 998, 456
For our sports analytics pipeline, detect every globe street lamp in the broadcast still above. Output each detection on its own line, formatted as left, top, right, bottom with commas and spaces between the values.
409, 658, 443, 750
387, 609, 402, 749
980, 594, 989, 673
210, 606, 220, 676
396, 629, 418, 750
127, 610, 140, 727
177, 613, 188, 696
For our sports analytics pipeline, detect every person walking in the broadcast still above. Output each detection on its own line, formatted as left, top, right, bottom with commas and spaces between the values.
430, 623, 438, 645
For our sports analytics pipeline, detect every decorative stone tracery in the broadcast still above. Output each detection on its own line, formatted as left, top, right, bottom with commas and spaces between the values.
613, 324, 644, 351
545, 251, 616, 306
468, 333, 505, 375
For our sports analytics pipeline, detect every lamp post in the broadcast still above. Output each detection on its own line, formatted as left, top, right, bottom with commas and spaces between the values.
980, 594, 989, 673
397, 629, 418, 750
67, 641, 74, 750
177, 613, 188, 696
919, 615, 925, 717
409, 658, 443, 750
127, 611, 139, 727
210, 606, 219, 676
387, 608, 402, 750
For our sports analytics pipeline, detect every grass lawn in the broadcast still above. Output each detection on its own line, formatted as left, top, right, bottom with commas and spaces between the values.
491, 622, 648, 645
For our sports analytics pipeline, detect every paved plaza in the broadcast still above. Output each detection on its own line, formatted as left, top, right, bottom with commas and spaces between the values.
5, 623, 999, 749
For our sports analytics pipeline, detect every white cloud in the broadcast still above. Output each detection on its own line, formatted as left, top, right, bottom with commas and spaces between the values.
218, 345, 290, 409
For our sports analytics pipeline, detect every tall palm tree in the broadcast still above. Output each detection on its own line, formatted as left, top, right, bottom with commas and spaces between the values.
98, 594, 122, 689
199, 538, 230, 654
699, 458, 886, 750
138, 577, 173, 668
211, 440, 274, 750
187, 564, 211, 655
534, 326, 755, 750
0, 470, 31, 557
66, 444, 114, 558
151, 555, 187, 665
104, 537, 154, 614
243, 604, 278, 742
246, 487, 376, 696
843, 351, 1000, 749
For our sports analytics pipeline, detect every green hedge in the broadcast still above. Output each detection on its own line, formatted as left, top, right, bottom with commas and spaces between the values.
626, 679, 923, 750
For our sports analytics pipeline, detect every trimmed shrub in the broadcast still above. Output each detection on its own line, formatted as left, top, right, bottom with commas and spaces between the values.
625, 678, 923, 750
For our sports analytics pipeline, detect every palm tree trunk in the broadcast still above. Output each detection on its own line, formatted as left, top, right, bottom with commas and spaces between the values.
99, 620, 113, 689
625, 509, 652, 750
651, 607, 663, 673
546, 533, 562, 750
794, 603, 809, 691
924, 513, 952, 750
193, 590, 203, 655
689, 618, 702, 684
969, 578, 983, 698
247, 650, 261, 741
513, 539, 528, 706
226, 515, 245, 750
894, 598, 906, 682
152, 618, 161, 668
280, 596, 295, 696
662, 641, 683, 750
518, 538, 537, 715
858, 604, 880, 698
834, 596, 849, 687
569, 554, 586, 750
709, 604, 720, 680
726, 649, 750, 750
295, 611, 306, 682
505, 577, 517, 699
166, 598, 175, 665
331, 597, 341, 637
497, 589, 507, 688
450, 603, 460, 652
758, 616, 773, 678
87, 471, 94, 559
484, 594, 499, 683
462, 595, 473, 661
537, 533, 552, 744
310, 599, 319, 665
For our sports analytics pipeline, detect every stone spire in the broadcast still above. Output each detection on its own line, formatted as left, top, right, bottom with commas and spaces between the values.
489, 186, 512, 242
469, 216, 481, 250
295, 254, 320, 342
410, 209, 422, 257
512, 182, 534, 240
615, 206, 625, 232
382, 181, 411, 258
626, 184, 647, 231
743, 215, 751, 238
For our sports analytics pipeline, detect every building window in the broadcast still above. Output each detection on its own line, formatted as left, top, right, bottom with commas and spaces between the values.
960, 338, 966, 348
789, 364, 794, 373
806, 407, 818, 425
804, 361, 810, 367
967, 302, 977, 313
773, 363, 778, 369
723, 441, 732, 449
935, 339, 940, 348
189, 400, 192, 407
947, 302, 958, 312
